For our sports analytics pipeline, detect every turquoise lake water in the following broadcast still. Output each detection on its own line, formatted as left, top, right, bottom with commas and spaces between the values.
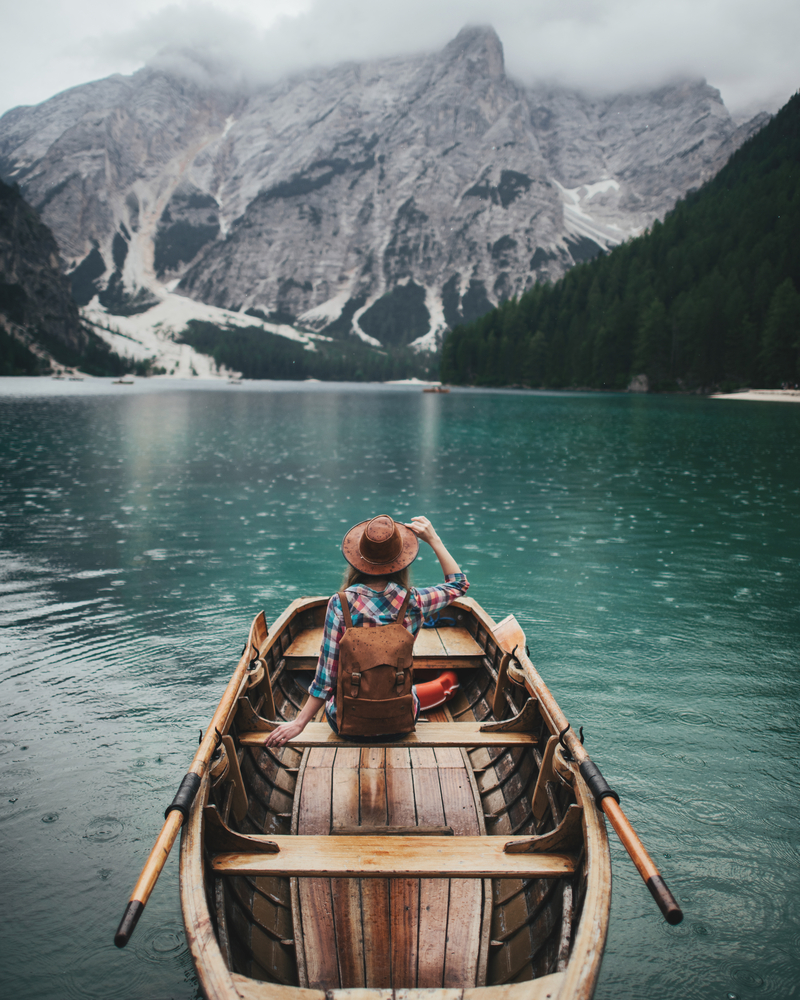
1, 378, 798, 1000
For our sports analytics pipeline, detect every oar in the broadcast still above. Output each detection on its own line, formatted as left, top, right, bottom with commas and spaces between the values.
114, 611, 267, 947
492, 615, 683, 925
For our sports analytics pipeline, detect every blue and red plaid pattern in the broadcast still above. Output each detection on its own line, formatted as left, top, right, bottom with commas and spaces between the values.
309, 573, 469, 710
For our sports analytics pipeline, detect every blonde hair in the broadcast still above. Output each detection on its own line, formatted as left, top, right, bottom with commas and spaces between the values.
341, 565, 411, 590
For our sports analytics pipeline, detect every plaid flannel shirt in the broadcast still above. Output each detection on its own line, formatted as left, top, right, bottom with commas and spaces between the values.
309, 573, 469, 713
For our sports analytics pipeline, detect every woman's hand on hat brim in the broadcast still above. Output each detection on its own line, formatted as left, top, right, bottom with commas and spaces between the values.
407, 516, 439, 546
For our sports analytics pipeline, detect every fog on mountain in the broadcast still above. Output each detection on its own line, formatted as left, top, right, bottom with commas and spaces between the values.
0, 25, 770, 378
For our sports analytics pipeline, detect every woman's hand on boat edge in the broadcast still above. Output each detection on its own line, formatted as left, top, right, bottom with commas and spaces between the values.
264, 694, 325, 747
264, 720, 305, 747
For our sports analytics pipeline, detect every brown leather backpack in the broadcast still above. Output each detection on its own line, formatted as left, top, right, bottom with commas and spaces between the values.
335, 589, 416, 737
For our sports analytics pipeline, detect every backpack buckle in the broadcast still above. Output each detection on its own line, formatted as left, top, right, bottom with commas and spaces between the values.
396, 668, 405, 687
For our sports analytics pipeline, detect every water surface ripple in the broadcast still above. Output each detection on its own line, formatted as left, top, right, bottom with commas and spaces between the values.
1, 378, 799, 1000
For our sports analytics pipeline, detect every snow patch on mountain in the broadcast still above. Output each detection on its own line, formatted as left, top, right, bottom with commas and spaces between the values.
410, 287, 448, 352
82, 291, 320, 377
298, 288, 353, 332
552, 178, 632, 251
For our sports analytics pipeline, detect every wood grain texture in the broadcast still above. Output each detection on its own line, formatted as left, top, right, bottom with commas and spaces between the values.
439, 728, 483, 987
330, 749, 364, 986
409, 746, 439, 769
360, 879, 392, 987
283, 626, 482, 660
389, 877, 419, 987
413, 629, 447, 656
229, 972, 324, 1000
416, 876, 450, 987
331, 878, 365, 987
386, 766, 416, 827
532, 735, 559, 823
444, 879, 483, 986
179, 775, 240, 1000
410, 752, 442, 988
548, 764, 611, 1000
359, 768, 388, 826
298, 879, 337, 989
296, 758, 337, 989
213, 840, 575, 879
438, 629, 485, 656
240, 723, 537, 748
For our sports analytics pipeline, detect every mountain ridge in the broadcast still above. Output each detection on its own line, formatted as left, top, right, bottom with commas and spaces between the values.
440, 90, 800, 391
0, 25, 770, 363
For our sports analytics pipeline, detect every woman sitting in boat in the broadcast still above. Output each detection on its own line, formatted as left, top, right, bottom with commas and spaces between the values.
265, 515, 468, 746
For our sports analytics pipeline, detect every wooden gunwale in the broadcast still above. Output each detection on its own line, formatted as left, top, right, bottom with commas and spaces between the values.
180, 595, 611, 1000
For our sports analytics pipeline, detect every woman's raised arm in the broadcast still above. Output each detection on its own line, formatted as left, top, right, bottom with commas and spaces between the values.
407, 516, 462, 576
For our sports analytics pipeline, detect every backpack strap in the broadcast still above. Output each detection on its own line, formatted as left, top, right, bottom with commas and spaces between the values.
395, 588, 412, 624
338, 591, 353, 630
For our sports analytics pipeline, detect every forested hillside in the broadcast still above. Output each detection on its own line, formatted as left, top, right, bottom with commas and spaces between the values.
178, 321, 438, 382
441, 92, 800, 391
0, 180, 144, 376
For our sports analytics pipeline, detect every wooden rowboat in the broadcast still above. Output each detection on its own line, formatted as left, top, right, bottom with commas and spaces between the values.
178, 595, 613, 1000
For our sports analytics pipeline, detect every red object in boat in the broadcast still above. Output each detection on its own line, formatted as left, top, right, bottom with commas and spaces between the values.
416, 671, 460, 710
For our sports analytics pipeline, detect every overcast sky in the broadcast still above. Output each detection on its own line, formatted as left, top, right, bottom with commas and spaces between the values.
2, 0, 798, 120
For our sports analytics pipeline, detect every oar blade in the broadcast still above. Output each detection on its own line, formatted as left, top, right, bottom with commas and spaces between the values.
114, 900, 145, 948
647, 875, 684, 925
493, 614, 526, 654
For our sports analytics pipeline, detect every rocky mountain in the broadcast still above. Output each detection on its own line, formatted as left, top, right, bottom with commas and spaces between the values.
0, 26, 769, 356
0, 178, 86, 371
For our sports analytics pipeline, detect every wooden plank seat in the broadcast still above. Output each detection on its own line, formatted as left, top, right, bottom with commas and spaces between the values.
238, 722, 537, 748
282, 625, 485, 670
211, 835, 576, 879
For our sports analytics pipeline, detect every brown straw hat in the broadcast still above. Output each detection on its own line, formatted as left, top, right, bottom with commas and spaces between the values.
342, 515, 419, 575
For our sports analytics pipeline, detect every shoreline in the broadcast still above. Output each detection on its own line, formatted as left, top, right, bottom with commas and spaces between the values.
709, 388, 800, 403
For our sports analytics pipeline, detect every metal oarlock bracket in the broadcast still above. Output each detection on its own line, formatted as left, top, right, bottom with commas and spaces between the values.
558, 724, 583, 762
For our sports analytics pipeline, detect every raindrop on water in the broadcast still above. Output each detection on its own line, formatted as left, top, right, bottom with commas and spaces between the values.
84, 816, 123, 842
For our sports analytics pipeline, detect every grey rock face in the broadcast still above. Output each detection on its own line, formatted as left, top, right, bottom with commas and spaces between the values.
0, 178, 86, 356
0, 26, 767, 348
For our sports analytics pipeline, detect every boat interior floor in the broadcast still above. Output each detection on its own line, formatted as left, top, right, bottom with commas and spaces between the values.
295, 707, 487, 990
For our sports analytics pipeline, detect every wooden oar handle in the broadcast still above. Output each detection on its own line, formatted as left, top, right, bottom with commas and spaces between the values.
114, 610, 269, 948
576, 759, 683, 925
115, 769, 204, 947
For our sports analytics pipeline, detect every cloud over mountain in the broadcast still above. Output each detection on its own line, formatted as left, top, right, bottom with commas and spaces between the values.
2, 1, 798, 118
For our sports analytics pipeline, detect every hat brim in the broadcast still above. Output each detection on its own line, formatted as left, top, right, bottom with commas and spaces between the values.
342, 519, 419, 575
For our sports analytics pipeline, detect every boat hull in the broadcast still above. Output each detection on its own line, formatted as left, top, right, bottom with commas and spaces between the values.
180, 597, 611, 1000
